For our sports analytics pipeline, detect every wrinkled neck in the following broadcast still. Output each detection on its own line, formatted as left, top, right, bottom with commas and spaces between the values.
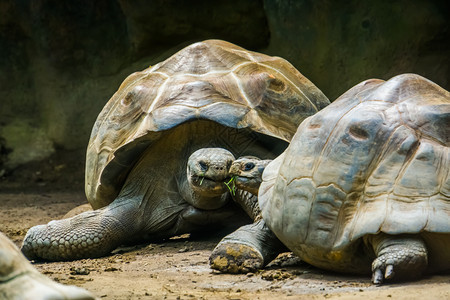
118, 120, 279, 208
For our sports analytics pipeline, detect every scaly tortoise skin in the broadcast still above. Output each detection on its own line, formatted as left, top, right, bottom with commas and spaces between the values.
21, 39, 329, 261
0, 231, 96, 299
216, 74, 450, 284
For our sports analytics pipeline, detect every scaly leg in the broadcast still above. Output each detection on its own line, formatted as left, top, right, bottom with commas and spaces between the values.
21, 199, 141, 261
365, 233, 428, 285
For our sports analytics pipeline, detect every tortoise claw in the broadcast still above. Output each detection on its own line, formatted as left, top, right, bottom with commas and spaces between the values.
385, 264, 395, 279
371, 264, 395, 284
370, 235, 428, 285
372, 268, 384, 285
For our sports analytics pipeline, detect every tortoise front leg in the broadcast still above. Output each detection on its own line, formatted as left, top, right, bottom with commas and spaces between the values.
21, 199, 141, 261
209, 219, 287, 273
365, 233, 428, 285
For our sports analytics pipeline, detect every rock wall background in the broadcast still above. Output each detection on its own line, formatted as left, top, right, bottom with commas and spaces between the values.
0, 0, 448, 178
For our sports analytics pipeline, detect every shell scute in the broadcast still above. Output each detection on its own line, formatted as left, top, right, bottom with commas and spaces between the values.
306, 184, 346, 248
394, 141, 444, 197
152, 40, 253, 76
365, 126, 419, 197
282, 177, 315, 243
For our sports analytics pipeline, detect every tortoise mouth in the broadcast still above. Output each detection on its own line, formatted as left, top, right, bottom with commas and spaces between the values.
190, 175, 229, 194
233, 174, 254, 179
231, 176, 261, 196
233, 176, 254, 188
230, 174, 258, 184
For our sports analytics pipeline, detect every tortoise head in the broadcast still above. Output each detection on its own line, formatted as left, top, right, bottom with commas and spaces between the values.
229, 156, 271, 196
186, 148, 235, 209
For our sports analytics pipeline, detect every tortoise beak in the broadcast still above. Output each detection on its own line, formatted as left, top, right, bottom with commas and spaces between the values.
228, 162, 242, 176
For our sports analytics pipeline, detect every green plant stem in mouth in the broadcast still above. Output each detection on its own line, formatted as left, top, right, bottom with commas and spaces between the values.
224, 176, 237, 196
198, 172, 205, 185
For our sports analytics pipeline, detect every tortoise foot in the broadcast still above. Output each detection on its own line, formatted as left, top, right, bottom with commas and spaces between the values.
209, 219, 286, 273
370, 234, 428, 285
210, 242, 263, 273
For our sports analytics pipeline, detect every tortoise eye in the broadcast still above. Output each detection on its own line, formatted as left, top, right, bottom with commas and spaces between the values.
199, 161, 208, 171
244, 162, 255, 171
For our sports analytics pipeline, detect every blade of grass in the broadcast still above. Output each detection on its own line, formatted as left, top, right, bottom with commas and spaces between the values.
224, 176, 237, 196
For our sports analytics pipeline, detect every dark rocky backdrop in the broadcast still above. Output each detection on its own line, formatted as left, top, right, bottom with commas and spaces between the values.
0, 0, 448, 189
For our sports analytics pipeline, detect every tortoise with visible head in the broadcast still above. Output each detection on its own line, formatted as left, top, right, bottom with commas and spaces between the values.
209, 156, 282, 273
21, 39, 329, 261
0, 231, 96, 299
215, 74, 450, 284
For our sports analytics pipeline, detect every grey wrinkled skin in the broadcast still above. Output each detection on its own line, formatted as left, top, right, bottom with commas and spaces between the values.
0, 232, 97, 300
21, 39, 329, 261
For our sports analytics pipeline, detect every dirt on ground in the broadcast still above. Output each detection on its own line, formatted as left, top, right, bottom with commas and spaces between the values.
0, 154, 449, 299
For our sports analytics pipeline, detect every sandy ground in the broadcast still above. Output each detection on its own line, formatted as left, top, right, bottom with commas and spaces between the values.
0, 191, 448, 300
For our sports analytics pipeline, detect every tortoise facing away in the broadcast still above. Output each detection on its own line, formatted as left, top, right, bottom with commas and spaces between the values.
216, 74, 450, 284
21, 39, 329, 261
0, 231, 96, 299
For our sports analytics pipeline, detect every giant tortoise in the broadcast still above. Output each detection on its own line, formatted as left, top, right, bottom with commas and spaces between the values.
21, 39, 329, 261
214, 74, 450, 284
